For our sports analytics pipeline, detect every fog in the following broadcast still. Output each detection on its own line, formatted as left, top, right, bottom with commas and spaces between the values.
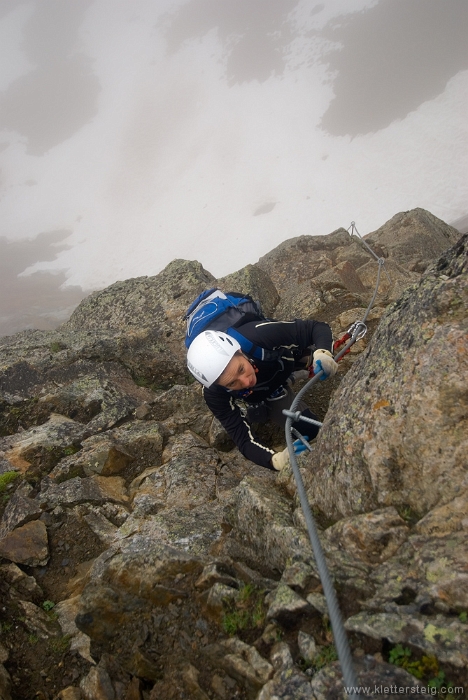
0, 0, 467, 336
0, 231, 86, 335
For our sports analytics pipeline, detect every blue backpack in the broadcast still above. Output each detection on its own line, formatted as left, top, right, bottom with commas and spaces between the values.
184, 288, 276, 362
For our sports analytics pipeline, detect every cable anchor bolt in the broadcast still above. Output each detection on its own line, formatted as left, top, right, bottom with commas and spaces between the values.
282, 409, 323, 427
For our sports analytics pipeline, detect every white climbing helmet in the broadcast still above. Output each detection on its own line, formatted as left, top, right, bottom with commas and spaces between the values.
187, 330, 241, 388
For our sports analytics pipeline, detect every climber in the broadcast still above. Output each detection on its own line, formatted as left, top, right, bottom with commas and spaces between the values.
186, 319, 338, 471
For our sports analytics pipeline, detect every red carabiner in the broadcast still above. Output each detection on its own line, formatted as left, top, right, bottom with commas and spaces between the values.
334, 333, 353, 359
333, 332, 351, 353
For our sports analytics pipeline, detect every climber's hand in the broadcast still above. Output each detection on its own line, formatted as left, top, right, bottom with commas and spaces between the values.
271, 437, 310, 471
313, 349, 338, 381
271, 449, 289, 471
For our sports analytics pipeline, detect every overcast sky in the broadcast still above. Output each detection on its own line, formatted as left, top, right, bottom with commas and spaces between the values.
0, 0, 467, 335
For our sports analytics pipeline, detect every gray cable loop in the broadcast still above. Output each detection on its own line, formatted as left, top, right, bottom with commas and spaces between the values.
362, 259, 383, 322
283, 334, 363, 699
348, 221, 392, 287
285, 405, 362, 699
280, 221, 390, 699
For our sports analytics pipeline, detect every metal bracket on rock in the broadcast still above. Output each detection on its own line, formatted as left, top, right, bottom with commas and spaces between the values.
282, 410, 323, 428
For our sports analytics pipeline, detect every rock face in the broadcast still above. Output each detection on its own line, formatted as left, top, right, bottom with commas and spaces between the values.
0, 208, 466, 699
0, 519, 48, 566
0, 414, 89, 479
217, 264, 280, 317
364, 208, 460, 273
257, 207, 460, 321
62, 259, 215, 335
302, 234, 468, 520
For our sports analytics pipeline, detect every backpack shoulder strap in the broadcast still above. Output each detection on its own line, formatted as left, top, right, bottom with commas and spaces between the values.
227, 327, 282, 363
183, 287, 220, 320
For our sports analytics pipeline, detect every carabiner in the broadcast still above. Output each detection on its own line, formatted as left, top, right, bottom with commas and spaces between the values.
347, 321, 367, 341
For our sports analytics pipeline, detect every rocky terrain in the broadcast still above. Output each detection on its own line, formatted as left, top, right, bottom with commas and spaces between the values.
0, 208, 466, 700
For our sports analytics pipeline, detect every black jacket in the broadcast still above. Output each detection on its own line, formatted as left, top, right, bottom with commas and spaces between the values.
203, 319, 333, 467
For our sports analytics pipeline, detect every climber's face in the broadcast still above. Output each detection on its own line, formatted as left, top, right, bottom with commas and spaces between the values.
216, 352, 257, 391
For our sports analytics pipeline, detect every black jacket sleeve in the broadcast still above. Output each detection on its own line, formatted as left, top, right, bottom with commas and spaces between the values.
203, 387, 276, 469
238, 319, 333, 355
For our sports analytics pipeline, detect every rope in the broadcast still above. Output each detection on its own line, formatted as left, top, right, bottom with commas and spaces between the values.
282, 224, 389, 699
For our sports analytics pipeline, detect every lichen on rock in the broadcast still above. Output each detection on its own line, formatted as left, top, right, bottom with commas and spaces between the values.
0, 209, 466, 698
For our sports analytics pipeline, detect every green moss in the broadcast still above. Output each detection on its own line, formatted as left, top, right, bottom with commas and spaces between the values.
389, 644, 439, 680
133, 375, 168, 392
428, 670, 455, 695
49, 341, 67, 353
397, 504, 421, 526
238, 583, 255, 603
388, 644, 410, 664
221, 583, 266, 636
314, 644, 338, 670
222, 608, 251, 635
388, 644, 455, 695
0, 471, 20, 494
48, 635, 71, 654
298, 643, 338, 673
62, 445, 80, 456
134, 376, 151, 387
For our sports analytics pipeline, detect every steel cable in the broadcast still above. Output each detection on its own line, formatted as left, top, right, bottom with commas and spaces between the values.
282, 225, 389, 699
